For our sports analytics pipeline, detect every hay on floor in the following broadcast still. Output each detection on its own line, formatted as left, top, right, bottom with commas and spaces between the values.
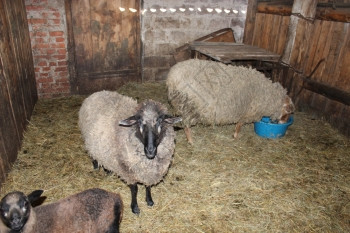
0, 81, 349, 232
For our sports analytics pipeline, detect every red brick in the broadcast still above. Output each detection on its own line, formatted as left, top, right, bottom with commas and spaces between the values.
50, 19, 60, 24
28, 18, 47, 24
57, 61, 67, 66
46, 49, 56, 55
39, 73, 49, 77
26, 5, 45, 11
37, 77, 53, 83
53, 55, 66, 60
37, 61, 47, 66
34, 55, 50, 60
42, 67, 51, 72
50, 43, 65, 48
49, 62, 57, 66
57, 49, 66, 54
56, 37, 64, 42
54, 66, 68, 72
35, 37, 45, 43
49, 31, 64, 37
34, 43, 50, 49
31, 31, 47, 37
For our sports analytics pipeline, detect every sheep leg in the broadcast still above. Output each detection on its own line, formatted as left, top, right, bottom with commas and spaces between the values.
233, 122, 243, 138
129, 184, 140, 214
92, 159, 98, 169
145, 186, 154, 206
184, 126, 193, 144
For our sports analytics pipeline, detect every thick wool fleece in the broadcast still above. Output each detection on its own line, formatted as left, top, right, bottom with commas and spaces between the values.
79, 91, 176, 186
167, 59, 287, 127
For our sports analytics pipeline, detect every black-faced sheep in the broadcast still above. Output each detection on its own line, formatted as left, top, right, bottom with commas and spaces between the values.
166, 59, 295, 143
78, 91, 181, 214
0, 188, 123, 233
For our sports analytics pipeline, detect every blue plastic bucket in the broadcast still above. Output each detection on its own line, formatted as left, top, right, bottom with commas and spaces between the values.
254, 116, 294, 139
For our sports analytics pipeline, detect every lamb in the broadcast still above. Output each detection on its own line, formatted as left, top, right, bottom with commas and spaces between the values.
0, 188, 123, 233
78, 91, 181, 214
166, 59, 295, 143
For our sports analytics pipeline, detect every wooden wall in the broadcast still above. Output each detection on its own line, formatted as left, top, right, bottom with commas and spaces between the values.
0, 0, 37, 187
244, 0, 350, 137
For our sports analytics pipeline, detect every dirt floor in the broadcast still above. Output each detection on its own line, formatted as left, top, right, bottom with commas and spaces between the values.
0, 81, 349, 232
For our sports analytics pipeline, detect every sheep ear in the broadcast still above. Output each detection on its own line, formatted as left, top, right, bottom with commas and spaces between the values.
162, 115, 182, 124
119, 115, 140, 126
27, 190, 44, 204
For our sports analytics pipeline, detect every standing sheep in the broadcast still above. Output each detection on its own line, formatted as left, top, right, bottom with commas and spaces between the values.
0, 188, 123, 233
78, 91, 181, 214
166, 59, 295, 143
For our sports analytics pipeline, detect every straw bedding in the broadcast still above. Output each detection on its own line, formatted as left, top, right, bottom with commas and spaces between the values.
0, 81, 349, 232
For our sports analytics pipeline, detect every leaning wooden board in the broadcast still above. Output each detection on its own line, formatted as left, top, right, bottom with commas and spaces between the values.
189, 41, 281, 64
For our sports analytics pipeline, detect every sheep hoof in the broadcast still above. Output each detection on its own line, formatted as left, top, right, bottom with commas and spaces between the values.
146, 199, 154, 207
131, 204, 140, 215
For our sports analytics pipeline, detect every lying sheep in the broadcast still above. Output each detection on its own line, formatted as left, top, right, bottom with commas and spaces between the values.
78, 91, 181, 214
0, 188, 123, 233
166, 59, 295, 143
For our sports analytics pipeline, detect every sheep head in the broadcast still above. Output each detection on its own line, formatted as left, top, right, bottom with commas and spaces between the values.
119, 100, 181, 159
278, 95, 295, 123
0, 190, 43, 231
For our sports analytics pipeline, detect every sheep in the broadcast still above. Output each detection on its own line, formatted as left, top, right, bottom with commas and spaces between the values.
78, 90, 181, 214
0, 188, 123, 233
166, 59, 295, 143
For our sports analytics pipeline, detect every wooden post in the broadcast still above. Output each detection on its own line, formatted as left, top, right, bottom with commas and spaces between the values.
281, 0, 318, 65
243, 0, 258, 45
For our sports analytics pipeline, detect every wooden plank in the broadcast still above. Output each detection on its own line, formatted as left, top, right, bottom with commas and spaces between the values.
243, 0, 258, 45
252, 13, 265, 47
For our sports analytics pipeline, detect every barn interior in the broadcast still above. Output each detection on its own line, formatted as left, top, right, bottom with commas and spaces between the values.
0, 0, 349, 232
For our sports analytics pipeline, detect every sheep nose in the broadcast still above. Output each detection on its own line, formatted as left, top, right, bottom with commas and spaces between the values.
145, 146, 157, 159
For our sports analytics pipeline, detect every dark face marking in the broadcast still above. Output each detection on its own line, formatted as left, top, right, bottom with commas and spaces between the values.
0, 192, 31, 231
120, 112, 182, 160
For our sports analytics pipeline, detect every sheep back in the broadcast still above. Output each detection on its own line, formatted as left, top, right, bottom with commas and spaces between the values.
166, 59, 287, 126
79, 91, 176, 186
27, 188, 122, 233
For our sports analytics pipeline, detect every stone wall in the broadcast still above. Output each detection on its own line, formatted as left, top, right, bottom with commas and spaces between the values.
142, 0, 248, 81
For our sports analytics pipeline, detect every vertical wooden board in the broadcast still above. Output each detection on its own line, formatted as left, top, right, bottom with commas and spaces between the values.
334, 23, 350, 89
252, 13, 265, 47
310, 21, 331, 81
271, 15, 282, 54
71, 0, 93, 74
322, 22, 346, 86
304, 20, 322, 75
120, 0, 140, 69
276, 16, 290, 55
330, 22, 349, 83
261, 14, 273, 50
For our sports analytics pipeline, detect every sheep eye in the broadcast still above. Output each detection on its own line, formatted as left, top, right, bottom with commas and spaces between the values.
139, 124, 144, 134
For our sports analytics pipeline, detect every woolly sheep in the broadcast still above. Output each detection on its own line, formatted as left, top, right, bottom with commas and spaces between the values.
78, 91, 181, 214
166, 59, 295, 143
0, 188, 123, 233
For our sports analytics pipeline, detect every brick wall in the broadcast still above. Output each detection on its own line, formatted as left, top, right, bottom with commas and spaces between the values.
25, 0, 69, 98
142, 0, 248, 81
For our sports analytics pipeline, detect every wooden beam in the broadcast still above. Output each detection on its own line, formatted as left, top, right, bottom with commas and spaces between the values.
257, 2, 350, 23
302, 78, 350, 106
